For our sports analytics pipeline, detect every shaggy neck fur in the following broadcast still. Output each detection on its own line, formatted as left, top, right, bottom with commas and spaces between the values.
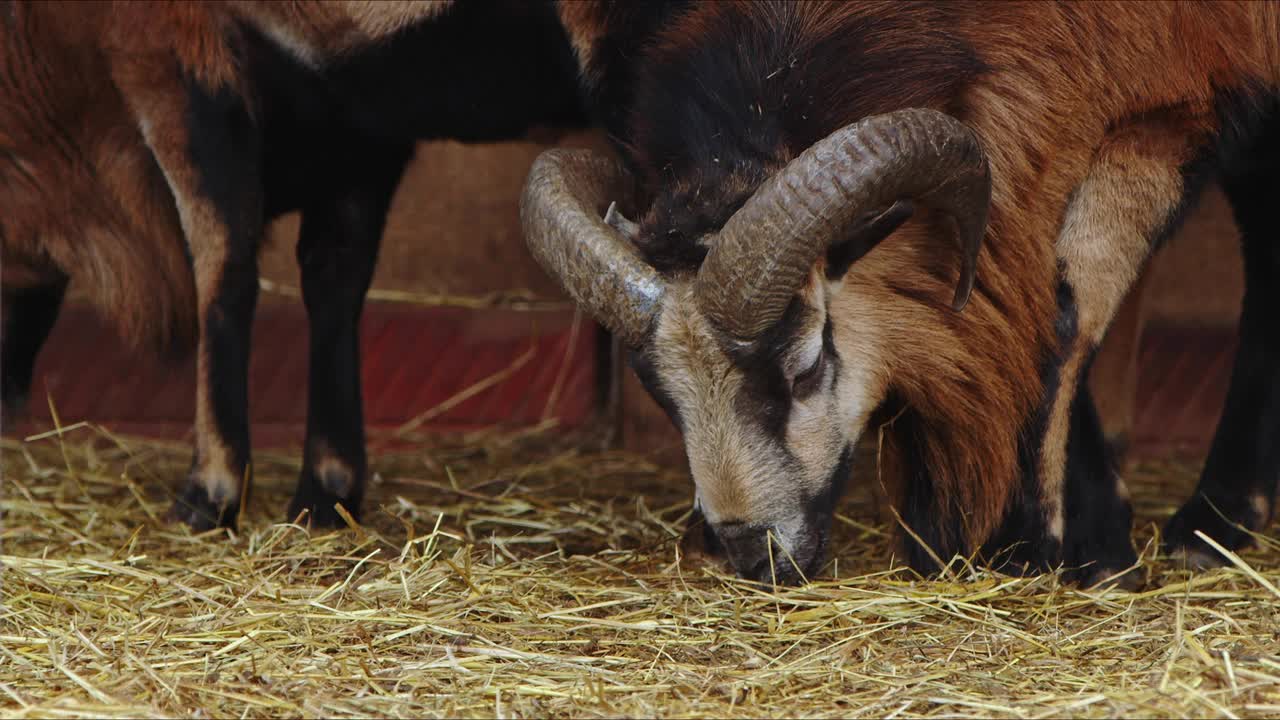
614, 2, 1053, 566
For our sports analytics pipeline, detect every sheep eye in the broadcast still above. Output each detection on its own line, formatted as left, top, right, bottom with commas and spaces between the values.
791, 351, 826, 400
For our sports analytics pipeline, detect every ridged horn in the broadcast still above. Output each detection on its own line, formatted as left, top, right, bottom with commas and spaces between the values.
695, 108, 991, 341
520, 149, 666, 347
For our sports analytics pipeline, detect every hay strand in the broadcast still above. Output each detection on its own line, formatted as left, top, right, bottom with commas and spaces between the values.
2, 426, 1278, 718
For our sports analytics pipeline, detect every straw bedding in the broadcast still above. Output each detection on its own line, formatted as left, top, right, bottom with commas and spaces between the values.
2, 422, 1278, 718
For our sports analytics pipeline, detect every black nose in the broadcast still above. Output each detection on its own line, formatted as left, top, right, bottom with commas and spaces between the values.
713, 522, 810, 586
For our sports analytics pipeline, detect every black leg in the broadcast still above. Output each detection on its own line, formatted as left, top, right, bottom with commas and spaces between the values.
1165, 156, 1280, 563
154, 77, 264, 532
1061, 377, 1138, 587
169, 239, 260, 531
985, 284, 1137, 585
980, 281, 1080, 578
2, 278, 67, 417
286, 142, 412, 528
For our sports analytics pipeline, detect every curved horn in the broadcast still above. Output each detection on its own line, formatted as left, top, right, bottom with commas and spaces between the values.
520, 149, 666, 347
696, 108, 991, 341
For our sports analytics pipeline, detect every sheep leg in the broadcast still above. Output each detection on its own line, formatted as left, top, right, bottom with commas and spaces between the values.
116, 63, 264, 531
1165, 118, 1280, 565
1, 277, 67, 417
170, 81, 263, 532
1059, 370, 1138, 587
1028, 115, 1206, 584
286, 142, 412, 528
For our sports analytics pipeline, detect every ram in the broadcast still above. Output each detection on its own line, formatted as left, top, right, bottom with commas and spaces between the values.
523, 1, 1280, 585
1, 0, 586, 528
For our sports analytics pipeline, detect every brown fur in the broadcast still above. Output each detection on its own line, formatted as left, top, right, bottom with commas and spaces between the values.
229, 1, 449, 65
0, 1, 454, 356
867, 1, 1276, 551
860, 4, 1267, 551
2, 1, 459, 525
948, 2, 1272, 548
554, 0, 628, 92
1039, 112, 1209, 539
1, 2, 197, 353
826, 207, 1048, 550
555, 1, 1280, 564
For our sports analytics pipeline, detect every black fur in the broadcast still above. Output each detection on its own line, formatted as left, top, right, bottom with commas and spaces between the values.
582, 4, 984, 280
635, 186, 746, 277
569, 1, 697, 147
813, 442, 852, 510
1059, 361, 1137, 586
584, 3, 990, 578
1165, 86, 1280, 556
257, 4, 588, 527
881, 399, 970, 572
312, 0, 587, 144
985, 278, 1077, 573
798, 441, 854, 582
730, 306, 843, 450
169, 72, 264, 531
797, 316, 840, 402
160, 5, 591, 530
726, 298, 813, 444
628, 347, 685, 433
286, 143, 412, 528
984, 278, 1138, 585
623, 4, 986, 189
994, 282, 1137, 585
2, 3, 591, 530
629, 295, 829, 448
579, 2, 1278, 583
826, 201, 916, 281
1, 278, 67, 416
705, 442, 851, 585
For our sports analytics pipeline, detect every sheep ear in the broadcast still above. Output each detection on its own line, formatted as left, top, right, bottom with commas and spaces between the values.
825, 200, 914, 281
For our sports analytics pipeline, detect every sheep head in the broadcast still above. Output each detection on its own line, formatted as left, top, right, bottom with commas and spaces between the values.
522, 109, 991, 585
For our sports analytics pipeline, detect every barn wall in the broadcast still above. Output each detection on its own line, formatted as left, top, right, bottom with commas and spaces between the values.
1145, 187, 1241, 328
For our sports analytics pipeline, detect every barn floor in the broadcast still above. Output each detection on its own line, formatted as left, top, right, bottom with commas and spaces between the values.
2, 426, 1278, 719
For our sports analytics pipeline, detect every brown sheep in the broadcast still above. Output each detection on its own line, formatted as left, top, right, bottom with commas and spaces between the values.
523, 0, 1280, 585
2, 0, 587, 528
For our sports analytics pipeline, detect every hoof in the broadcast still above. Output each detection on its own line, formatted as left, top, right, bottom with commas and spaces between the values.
1163, 492, 1257, 564
287, 466, 362, 529
2, 370, 34, 420
1167, 546, 1228, 571
286, 494, 359, 529
1071, 564, 1143, 591
167, 477, 238, 531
